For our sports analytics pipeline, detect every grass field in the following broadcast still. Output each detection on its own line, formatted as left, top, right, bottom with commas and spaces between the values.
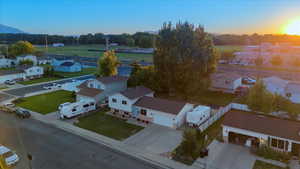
75, 109, 144, 140
18, 77, 61, 85
215, 45, 243, 52
54, 68, 96, 78
15, 90, 75, 114
36, 44, 153, 62
252, 160, 285, 169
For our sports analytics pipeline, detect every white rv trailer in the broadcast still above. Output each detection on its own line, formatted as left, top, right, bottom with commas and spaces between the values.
59, 99, 96, 119
186, 105, 211, 127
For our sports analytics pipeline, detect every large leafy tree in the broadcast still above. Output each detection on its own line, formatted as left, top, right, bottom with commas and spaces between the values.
154, 22, 219, 97
8, 41, 35, 58
97, 50, 119, 77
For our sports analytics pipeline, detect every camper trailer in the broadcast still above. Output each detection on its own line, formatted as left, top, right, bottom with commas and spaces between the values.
59, 99, 96, 119
186, 105, 211, 127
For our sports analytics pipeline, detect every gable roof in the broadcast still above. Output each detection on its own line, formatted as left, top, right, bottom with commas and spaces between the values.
96, 76, 128, 84
77, 87, 103, 97
223, 110, 300, 142
120, 86, 153, 99
60, 62, 75, 67
134, 96, 187, 115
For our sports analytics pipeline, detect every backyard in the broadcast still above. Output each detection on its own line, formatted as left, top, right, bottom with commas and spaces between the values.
14, 90, 75, 114
54, 67, 96, 78
75, 109, 144, 140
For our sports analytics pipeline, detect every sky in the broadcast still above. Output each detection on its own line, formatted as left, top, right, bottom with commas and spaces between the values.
1, 0, 300, 35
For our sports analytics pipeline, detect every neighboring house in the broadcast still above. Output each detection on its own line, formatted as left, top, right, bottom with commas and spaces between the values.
210, 72, 242, 93
263, 76, 289, 96
53, 61, 82, 72
284, 82, 300, 103
222, 110, 300, 154
133, 96, 194, 128
0, 65, 44, 83
52, 43, 64, 47
16, 55, 37, 65
108, 86, 154, 117
51, 58, 74, 67
76, 76, 128, 105
37, 56, 51, 65
0, 58, 15, 68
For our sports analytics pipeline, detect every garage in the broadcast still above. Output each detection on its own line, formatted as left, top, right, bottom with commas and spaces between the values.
152, 112, 175, 128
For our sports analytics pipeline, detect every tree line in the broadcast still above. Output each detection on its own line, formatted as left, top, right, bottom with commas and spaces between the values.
0, 32, 156, 48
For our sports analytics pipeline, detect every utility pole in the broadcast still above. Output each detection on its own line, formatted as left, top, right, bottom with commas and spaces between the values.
0, 155, 9, 169
105, 36, 109, 51
45, 35, 48, 53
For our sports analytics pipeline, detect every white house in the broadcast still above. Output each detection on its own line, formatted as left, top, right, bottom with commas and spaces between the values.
108, 86, 153, 118
0, 65, 44, 83
223, 110, 300, 154
16, 55, 38, 65
0, 58, 15, 68
263, 76, 289, 96
210, 72, 242, 93
76, 76, 128, 106
133, 96, 194, 128
52, 43, 65, 47
37, 56, 51, 65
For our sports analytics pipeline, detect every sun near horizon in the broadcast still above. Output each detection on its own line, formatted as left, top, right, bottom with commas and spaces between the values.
283, 18, 300, 35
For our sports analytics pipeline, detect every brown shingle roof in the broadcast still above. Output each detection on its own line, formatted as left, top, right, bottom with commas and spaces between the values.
77, 87, 103, 97
96, 76, 128, 84
120, 86, 153, 99
223, 110, 300, 142
210, 72, 241, 89
134, 96, 187, 115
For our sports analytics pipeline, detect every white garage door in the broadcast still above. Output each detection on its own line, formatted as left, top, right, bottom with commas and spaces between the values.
153, 113, 174, 128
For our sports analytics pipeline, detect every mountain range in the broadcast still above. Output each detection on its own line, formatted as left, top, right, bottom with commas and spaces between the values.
0, 24, 25, 34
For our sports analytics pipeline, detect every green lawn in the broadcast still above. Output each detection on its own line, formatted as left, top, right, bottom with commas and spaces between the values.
54, 68, 96, 78
14, 90, 75, 114
215, 45, 243, 53
192, 90, 236, 106
36, 44, 153, 62
75, 109, 144, 140
252, 160, 285, 169
18, 77, 61, 85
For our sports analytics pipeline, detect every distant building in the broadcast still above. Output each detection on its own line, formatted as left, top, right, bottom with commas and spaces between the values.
210, 72, 242, 93
0, 65, 44, 83
53, 61, 82, 72
37, 56, 51, 65
52, 43, 64, 47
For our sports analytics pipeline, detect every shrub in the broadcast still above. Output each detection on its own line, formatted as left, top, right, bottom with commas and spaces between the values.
254, 146, 291, 163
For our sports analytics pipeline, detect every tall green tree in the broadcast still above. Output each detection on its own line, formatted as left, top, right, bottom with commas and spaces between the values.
8, 41, 35, 58
97, 50, 119, 77
154, 22, 219, 97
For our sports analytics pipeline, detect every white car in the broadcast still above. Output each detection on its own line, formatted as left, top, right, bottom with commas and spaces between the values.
0, 145, 19, 166
4, 103, 15, 108
43, 83, 62, 90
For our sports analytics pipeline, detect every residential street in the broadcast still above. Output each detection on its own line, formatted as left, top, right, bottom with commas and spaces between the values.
3, 75, 94, 97
0, 112, 162, 169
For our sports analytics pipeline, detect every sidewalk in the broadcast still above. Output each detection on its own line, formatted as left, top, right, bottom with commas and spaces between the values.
29, 111, 189, 169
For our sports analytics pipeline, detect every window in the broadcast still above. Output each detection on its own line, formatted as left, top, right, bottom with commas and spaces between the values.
72, 108, 77, 112
122, 100, 127, 105
278, 140, 284, 149
37, 69, 40, 72
90, 103, 95, 106
141, 109, 147, 115
83, 104, 89, 108
270, 138, 285, 150
271, 138, 277, 147
112, 98, 117, 103
89, 83, 93, 88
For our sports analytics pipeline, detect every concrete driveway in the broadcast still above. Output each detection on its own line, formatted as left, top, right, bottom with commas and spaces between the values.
194, 140, 256, 169
123, 124, 182, 155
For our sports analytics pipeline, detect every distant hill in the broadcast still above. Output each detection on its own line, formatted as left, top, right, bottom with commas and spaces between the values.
0, 24, 25, 34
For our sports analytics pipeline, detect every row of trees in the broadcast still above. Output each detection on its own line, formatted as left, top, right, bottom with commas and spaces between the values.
0, 41, 37, 58
0, 32, 156, 48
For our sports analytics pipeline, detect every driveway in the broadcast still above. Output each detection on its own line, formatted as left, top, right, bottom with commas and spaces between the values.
123, 124, 182, 155
194, 140, 256, 169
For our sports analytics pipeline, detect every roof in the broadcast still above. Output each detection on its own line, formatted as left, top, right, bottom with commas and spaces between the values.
134, 96, 187, 115
77, 87, 103, 97
96, 76, 128, 84
120, 86, 153, 99
210, 72, 241, 89
0, 146, 10, 154
285, 82, 300, 94
223, 110, 300, 142
77, 81, 89, 89
60, 62, 75, 67
263, 76, 289, 88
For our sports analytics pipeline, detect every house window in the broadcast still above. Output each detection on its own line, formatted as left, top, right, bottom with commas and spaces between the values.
83, 104, 89, 108
270, 137, 285, 150
141, 109, 147, 116
122, 100, 127, 105
112, 98, 117, 103
89, 83, 94, 88
72, 108, 77, 112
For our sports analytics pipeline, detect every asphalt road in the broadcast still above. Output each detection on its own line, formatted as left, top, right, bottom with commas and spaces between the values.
3, 75, 95, 97
0, 112, 162, 169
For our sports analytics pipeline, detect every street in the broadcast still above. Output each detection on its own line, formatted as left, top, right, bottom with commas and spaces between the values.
0, 112, 162, 169
3, 75, 95, 97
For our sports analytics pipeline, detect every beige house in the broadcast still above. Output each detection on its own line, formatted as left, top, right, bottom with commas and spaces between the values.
210, 72, 242, 93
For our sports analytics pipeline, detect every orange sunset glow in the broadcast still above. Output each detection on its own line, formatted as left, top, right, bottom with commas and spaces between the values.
284, 18, 300, 35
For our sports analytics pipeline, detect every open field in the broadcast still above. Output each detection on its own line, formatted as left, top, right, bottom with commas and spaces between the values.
75, 109, 144, 140
36, 44, 153, 62
14, 90, 75, 114
215, 45, 243, 52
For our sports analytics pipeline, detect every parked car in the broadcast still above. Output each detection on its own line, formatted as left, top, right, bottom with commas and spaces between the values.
242, 77, 256, 85
0, 145, 19, 166
4, 103, 15, 108
4, 80, 16, 85
43, 83, 62, 90
15, 109, 31, 119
